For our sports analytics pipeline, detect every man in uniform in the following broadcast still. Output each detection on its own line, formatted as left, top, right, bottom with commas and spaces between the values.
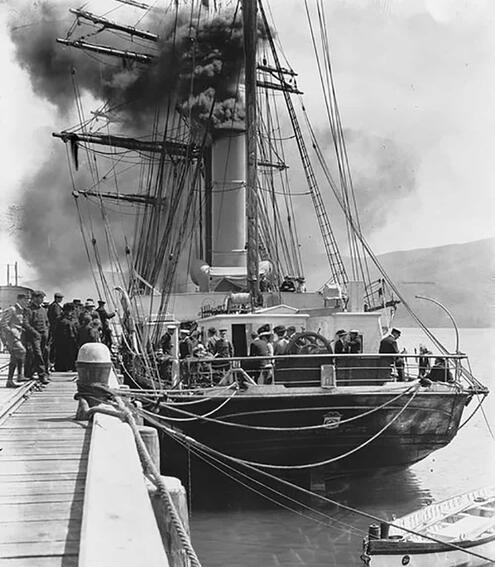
24, 290, 50, 384
206, 327, 219, 354
273, 325, 288, 356
348, 330, 362, 354
0, 293, 30, 387
334, 329, 348, 354
249, 324, 273, 384
47, 292, 64, 369
95, 300, 115, 349
178, 329, 193, 359
160, 325, 176, 356
379, 328, 404, 381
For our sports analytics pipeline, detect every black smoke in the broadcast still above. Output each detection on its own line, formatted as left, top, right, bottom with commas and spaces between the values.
8, 1, 259, 284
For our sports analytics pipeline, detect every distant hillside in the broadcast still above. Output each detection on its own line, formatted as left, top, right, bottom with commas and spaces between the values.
376, 238, 495, 328
308, 237, 494, 327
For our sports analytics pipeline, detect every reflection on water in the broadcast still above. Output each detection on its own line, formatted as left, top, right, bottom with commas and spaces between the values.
186, 329, 495, 566
189, 467, 431, 566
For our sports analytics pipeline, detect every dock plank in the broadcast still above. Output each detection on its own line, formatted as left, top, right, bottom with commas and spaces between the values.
0, 371, 88, 565
0, 500, 84, 522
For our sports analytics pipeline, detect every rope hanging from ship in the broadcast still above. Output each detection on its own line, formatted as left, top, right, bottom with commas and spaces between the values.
82, 386, 495, 565
141, 384, 421, 470
129, 401, 494, 565
134, 381, 422, 431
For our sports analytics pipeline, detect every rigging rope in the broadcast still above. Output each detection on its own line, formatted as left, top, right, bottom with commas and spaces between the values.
141, 384, 421, 470
143, 409, 495, 564
140, 381, 420, 431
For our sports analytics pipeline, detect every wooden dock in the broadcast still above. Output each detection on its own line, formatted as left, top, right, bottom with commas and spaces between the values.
0, 356, 88, 566
0, 352, 192, 567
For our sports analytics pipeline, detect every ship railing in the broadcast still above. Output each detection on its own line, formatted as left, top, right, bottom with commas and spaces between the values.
177, 353, 468, 389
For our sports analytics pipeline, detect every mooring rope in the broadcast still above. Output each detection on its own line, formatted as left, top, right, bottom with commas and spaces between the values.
139, 381, 421, 432
145, 409, 495, 564
87, 401, 202, 567
141, 384, 421, 470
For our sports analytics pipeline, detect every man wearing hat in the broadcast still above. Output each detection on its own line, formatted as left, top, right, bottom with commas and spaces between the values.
206, 327, 219, 355
348, 330, 362, 354
334, 329, 348, 355
0, 293, 30, 387
249, 324, 273, 384
379, 328, 404, 381
47, 292, 64, 368
210, 328, 234, 379
95, 300, 115, 348
24, 290, 49, 384
160, 325, 176, 356
178, 329, 193, 359
213, 328, 234, 359
273, 325, 288, 356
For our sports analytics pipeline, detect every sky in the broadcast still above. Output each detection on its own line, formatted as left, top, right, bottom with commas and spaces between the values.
0, 0, 494, 293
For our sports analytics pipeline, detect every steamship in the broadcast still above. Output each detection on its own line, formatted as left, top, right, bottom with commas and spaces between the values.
49, 0, 488, 480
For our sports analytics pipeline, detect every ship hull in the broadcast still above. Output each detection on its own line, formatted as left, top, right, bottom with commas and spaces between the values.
154, 385, 471, 479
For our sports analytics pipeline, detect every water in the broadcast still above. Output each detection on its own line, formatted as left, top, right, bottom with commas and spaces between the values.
187, 329, 495, 566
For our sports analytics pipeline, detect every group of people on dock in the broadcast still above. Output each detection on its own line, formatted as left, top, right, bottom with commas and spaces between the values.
0, 291, 114, 387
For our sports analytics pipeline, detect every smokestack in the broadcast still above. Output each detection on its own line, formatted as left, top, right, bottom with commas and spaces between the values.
211, 126, 246, 268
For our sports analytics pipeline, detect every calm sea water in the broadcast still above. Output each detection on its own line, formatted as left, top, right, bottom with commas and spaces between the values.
187, 328, 495, 566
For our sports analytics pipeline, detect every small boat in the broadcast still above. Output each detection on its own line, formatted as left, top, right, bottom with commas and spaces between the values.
362, 486, 495, 566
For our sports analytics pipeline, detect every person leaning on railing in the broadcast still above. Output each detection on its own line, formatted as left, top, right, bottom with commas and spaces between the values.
379, 328, 405, 381
425, 357, 454, 383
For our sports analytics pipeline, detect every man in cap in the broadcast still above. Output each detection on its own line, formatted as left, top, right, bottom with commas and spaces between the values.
95, 300, 115, 349
334, 329, 348, 355
53, 303, 78, 372
213, 327, 234, 360
206, 327, 219, 355
160, 325, 176, 356
273, 325, 288, 356
249, 324, 273, 384
178, 329, 193, 359
47, 292, 64, 369
24, 290, 50, 384
0, 293, 30, 387
379, 328, 404, 381
348, 330, 362, 354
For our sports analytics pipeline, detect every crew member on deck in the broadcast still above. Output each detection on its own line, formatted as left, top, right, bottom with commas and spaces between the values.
96, 300, 115, 349
273, 325, 288, 356
334, 329, 348, 354
160, 325, 176, 356
178, 329, 193, 359
379, 328, 404, 381
286, 326, 296, 341
426, 357, 454, 383
249, 324, 273, 384
206, 327, 219, 354
213, 328, 234, 359
348, 330, 362, 354
418, 345, 432, 378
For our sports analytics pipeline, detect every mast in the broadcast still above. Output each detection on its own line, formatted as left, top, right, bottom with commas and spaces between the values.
243, 0, 259, 303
